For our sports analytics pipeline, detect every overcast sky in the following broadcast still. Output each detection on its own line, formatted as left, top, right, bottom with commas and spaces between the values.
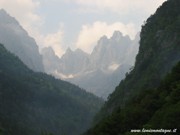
0, 0, 166, 57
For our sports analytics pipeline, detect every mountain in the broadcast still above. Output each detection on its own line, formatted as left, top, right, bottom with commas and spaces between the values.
88, 31, 132, 70
83, 0, 180, 134
59, 48, 89, 75
68, 64, 130, 98
0, 9, 44, 72
41, 47, 61, 74
0, 44, 103, 135
42, 31, 139, 98
84, 62, 180, 135
67, 31, 139, 98
104, 0, 180, 110
42, 47, 89, 79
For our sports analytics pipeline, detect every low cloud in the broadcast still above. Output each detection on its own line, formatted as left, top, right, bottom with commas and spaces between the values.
75, 21, 136, 53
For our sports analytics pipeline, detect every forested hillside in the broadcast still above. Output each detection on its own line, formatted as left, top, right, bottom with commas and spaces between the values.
84, 61, 180, 135
106, 0, 180, 111
0, 44, 103, 135
83, 0, 180, 134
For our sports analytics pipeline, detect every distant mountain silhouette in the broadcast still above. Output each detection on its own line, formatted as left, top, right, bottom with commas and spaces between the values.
42, 31, 139, 98
0, 9, 44, 72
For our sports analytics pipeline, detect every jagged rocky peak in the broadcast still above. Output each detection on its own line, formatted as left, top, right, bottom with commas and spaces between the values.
0, 9, 8, 17
42, 47, 57, 57
97, 35, 108, 45
0, 8, 6, 13
0, 9, 23, 31
111, 31, 131, 41
92, 35, 108, 55
94, 31, 131, 52
75, 48, 86, 54
74, 49, 89, 58
61, 47, 73, 60
63, 47, 88, 58
66, 47, 73, 54
42, 46, 54, 53
111, 31, 123, 40
0, 9, 17, 24
41, 46, 60, 74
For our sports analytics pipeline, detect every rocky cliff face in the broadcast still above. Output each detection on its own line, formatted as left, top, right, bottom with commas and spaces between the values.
0, 9, 44, 72
41, 47, 60, 73
59, 48, 89, 75
88, 31, 132, 70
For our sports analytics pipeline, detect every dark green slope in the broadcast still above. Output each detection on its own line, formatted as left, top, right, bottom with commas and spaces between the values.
99, 0, 180, 117
83, 0, 180, 134
84, 61, 180, 135
0, 44, 103, 135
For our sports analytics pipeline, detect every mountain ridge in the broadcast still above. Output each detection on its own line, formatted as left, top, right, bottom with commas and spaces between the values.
42, 31, 139, 98
0, 9, 44, 72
